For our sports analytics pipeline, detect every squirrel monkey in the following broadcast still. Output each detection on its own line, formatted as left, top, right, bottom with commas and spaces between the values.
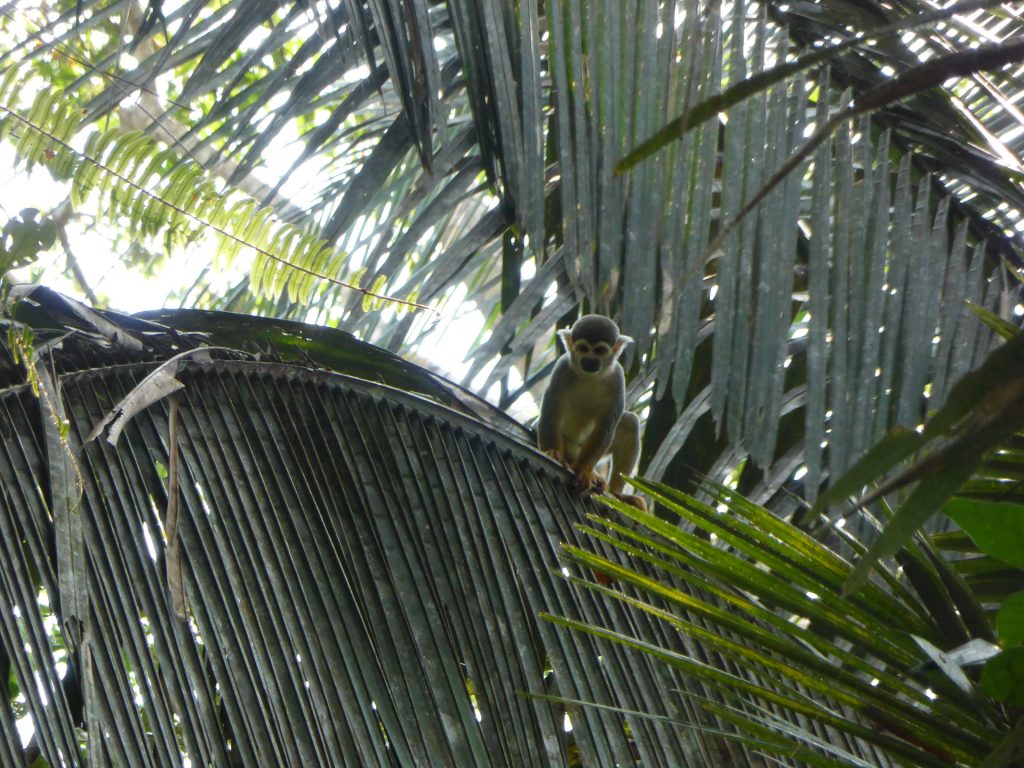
538, 315, 645, 509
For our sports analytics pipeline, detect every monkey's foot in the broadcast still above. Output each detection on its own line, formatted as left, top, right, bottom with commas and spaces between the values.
611, 492, 647, 511
571, 469, 606, 495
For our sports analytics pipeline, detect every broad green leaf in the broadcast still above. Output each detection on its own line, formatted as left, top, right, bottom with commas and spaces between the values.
946, 498, 1024, 570
981, 647, 1024, 706
924, 331, 1024, 440
997, 592, 1024, 647
1, 208, 57, 272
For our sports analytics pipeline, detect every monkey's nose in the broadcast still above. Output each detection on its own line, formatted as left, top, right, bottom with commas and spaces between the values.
581, 357, 600, 373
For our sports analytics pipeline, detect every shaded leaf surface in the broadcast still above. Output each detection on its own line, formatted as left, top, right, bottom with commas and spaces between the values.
946, 498, 1024, 571
0, 298, 786, 767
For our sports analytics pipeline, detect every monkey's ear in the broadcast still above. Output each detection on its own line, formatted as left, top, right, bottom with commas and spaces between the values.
557, 328, 574, 353
614, 334, 634, 354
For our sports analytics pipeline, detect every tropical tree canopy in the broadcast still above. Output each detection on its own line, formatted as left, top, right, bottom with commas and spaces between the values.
4, 289, 1024, 766
2, 0, 1023, 504
0, 287, 792, 766
4, 0, 1024, 765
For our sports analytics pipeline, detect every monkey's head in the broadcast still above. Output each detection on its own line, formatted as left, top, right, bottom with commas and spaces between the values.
557, 314, 632, 376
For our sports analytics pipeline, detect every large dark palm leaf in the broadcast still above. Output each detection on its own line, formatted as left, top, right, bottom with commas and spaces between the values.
4, 0, 1024, 533
2, 288, 781, 766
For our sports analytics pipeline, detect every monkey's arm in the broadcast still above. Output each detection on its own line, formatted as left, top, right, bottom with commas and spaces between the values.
537, 359, 568, 461
571, 428, 616, 492
570, 386, 624, 493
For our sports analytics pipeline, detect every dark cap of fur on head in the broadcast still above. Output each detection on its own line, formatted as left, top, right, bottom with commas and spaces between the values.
571, 314, 620, 345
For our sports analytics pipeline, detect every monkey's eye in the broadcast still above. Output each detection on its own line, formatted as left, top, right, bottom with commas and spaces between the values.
573, 341, 592, 354
592, 343, 610, 356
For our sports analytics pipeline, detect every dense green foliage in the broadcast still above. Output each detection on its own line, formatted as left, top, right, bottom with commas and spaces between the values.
3, 0, 1024, 765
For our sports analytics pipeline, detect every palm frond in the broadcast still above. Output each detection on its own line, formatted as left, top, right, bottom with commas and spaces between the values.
0, 289, 800, 767
5, 0, 1024, 547
556, 478, 1011, 766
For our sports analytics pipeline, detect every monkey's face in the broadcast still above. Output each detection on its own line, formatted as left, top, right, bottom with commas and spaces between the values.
572, 338, 614, 375
557, 317, 631, 378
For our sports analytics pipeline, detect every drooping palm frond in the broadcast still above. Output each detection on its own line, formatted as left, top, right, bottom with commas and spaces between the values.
7, 290, 1019, 766
1, 287, 878, 767
3, 0, 1024, 517
6, 3, 1024, 764
775, 0, 1024, 241
551, 330, 1024, 765
555, 477, 1015, 766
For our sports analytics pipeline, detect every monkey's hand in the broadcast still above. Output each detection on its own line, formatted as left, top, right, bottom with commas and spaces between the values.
571, 467, 606, 495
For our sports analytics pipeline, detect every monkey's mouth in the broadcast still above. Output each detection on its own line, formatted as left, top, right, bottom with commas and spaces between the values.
580, 358, 601, 373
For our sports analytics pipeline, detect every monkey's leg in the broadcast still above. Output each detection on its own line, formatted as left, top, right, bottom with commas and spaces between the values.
608, 412, 640, 494
607, 414, 646, 509
571, 432, 613, 495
